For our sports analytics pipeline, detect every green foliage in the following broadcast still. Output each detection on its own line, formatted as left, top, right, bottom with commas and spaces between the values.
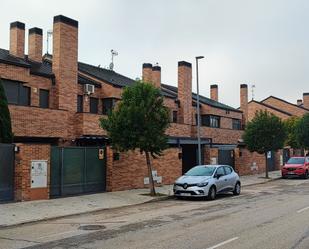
295, 114, 309, 150
100, 81, 170, 156
284, 116, 301, 149
0, 79, 13, 143
243, 110, 287, 154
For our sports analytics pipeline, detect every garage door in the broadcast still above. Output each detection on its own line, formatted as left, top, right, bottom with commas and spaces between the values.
50, 147, 106, 197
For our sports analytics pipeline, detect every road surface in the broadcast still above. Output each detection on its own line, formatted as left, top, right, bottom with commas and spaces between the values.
0, 178, 308, 249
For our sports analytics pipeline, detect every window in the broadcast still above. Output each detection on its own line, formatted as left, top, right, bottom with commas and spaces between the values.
2, 79, 30, 106
77, 95, 83, 113
90, 97, 98, 114
215, 167, 225, 176
232, 119, 242, 130
102, 98, 117, 115
172, 111, 178, 123
224, 166, 233, 175
39, 89, 49, 108
195, 115, 220, 128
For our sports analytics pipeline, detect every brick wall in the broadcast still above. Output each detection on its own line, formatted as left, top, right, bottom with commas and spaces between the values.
9, 105, 68, 138
14, 143, 50, 201
262, 97, 308, 117
106, 147, 181, 191
247, 101, 291, 121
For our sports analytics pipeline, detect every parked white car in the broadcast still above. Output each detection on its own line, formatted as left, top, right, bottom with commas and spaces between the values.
173, 165, 241, 200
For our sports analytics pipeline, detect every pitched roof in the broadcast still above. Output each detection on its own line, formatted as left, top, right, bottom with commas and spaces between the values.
261, 95, 309, 112
249, 100, 293, 116
161, 84, 242, 113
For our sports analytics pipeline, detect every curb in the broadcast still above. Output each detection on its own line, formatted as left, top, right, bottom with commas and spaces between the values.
242, 176, 282, 187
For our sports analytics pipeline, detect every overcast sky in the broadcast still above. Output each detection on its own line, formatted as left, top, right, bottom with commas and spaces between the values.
1, 0, 308, 108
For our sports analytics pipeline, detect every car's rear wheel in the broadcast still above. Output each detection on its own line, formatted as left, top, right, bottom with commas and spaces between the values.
233, 182, 241, 195
207, 186, 216, 200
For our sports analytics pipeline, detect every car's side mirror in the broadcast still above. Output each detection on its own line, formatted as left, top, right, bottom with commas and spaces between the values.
215, 173, 223, 179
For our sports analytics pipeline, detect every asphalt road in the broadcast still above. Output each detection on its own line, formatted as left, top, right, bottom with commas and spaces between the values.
0, 178, 308, 249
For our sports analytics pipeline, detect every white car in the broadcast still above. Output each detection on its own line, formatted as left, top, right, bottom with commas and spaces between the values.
173, 165, 241, 200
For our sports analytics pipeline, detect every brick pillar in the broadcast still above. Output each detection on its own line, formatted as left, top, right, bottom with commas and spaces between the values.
240, 84, 248, 125
142, 63, 152, 83
303, 93, 309, 109
178, 61, 192, 125
9, 21, 25, 58
28, 27, 43, 62
151, 66, 161, 88
210, 84, 218, 101
52, 15, 78, 112
106, 146, 114, 192
53, 15, 78, 142
14, 144, 51, 201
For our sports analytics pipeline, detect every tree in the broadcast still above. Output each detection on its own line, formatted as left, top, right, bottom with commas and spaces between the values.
100, 81, 170, 196
284, 116, 301, 149
0, 79, 13, 143
295, 114, 309, 151
243, 110, 287, 178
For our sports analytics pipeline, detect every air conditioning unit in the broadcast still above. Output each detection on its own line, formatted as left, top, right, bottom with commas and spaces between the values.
84, 84, 95, 95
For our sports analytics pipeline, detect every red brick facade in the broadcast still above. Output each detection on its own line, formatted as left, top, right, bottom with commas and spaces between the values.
0, 15, 279, 201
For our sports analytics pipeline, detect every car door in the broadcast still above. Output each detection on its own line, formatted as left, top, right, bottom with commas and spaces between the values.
224, 166, 235, 190
214, 166, 227, 193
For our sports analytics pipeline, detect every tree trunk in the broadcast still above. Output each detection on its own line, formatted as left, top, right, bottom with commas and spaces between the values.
265, 152, 269, 179
145, 151, 156, 196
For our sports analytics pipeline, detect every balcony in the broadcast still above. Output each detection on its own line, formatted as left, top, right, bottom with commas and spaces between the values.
191, 126, 243, 144
9, 105, 68, 138
75, 113, 107, 136
165, 123, 192, 137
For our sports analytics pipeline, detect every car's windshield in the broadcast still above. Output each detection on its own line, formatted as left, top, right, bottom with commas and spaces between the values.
185, 166, 216, 176
286, 158, 305, 164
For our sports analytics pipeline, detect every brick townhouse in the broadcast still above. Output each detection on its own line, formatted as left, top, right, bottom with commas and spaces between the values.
0, 15, 281, 202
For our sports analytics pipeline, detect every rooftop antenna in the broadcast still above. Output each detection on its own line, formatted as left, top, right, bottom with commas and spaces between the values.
46, 30, 53, 54
109, 49, 118, 71
251, 84, 256, 100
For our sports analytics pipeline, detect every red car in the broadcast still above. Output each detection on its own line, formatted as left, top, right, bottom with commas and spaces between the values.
282, 157, 309, 179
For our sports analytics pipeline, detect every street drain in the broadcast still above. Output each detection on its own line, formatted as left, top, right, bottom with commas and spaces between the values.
78, 225, 106, 231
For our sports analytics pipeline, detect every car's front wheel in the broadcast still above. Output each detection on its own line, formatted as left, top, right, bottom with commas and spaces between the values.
233, 182, 241, 195
303, 171, 308, 179
207, 186, 216, 200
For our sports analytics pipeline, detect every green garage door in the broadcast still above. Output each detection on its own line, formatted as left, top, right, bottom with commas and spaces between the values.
50, 147, 106, 197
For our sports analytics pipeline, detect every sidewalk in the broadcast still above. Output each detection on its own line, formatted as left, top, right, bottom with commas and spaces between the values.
0, 170, 281, 228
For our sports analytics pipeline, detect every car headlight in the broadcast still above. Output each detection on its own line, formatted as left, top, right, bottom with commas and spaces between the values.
197, 182, 208, 187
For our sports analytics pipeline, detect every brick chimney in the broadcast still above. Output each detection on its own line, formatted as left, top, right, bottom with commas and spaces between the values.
28, 27, 43, 62
297, 99, 303, 106
10, 21, 25, 58
142, 63, 152, 83
178, 61, 192, 125
52, 15, 78, 112
240, 84, 248, 124
303, 93, 309, 109
210, 84, 218, 101
152, 65, 161, 88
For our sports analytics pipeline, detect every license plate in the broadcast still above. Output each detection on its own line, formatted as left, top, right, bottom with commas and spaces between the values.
287, 172, 295, 175
180, 193, 191, 196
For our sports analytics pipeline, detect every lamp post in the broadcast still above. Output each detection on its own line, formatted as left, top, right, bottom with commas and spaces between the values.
195, 56, 204, 165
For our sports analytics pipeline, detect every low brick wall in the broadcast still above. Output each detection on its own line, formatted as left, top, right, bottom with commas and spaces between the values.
106, 147, 182, 192
14, 143, 50, 201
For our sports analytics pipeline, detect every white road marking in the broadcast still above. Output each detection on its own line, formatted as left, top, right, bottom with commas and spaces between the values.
297, 206, 309, 213
206, 237, 239, 249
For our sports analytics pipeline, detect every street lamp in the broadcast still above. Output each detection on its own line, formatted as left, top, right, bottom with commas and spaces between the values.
196, 56, 204, 165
